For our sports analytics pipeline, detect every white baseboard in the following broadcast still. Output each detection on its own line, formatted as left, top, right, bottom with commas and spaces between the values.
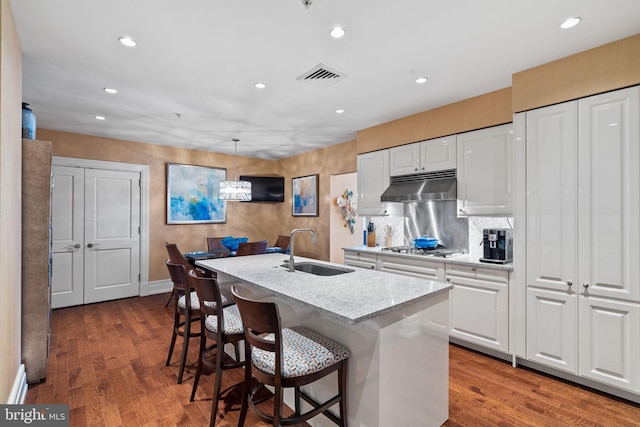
7, 364, 27, 404
143, 279, 172, 296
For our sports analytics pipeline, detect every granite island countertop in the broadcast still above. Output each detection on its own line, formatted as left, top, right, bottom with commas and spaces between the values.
196, 253, 451, 324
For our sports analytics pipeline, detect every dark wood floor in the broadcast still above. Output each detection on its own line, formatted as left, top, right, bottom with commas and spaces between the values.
26, 294, 640, 426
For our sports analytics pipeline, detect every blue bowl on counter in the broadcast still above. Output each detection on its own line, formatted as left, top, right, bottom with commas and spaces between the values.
413, 237, 439, 249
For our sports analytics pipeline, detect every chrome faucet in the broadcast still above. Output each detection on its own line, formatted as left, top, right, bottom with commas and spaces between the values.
288, 228, 317, 272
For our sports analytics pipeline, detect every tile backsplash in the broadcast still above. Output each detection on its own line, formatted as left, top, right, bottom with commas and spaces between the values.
363, 215, 404, 247
366, 214, 513, 258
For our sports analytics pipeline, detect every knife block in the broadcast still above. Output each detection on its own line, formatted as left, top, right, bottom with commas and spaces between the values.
367, 231, 376, 247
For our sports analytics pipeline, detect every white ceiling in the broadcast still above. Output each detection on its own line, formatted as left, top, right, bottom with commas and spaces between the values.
10, 0, 640, 160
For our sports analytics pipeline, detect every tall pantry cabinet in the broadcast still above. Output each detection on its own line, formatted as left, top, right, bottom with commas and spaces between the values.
520, 86, 640, 395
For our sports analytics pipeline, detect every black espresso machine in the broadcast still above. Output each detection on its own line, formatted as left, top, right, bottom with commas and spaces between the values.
480, 228, 513, 264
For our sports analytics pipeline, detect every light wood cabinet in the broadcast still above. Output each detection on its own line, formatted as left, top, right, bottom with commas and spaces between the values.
389, 136, 457, 176
456, 123, 513, 216
447, 264, 509, 353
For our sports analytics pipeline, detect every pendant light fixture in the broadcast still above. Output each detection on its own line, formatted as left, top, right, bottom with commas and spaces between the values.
219, 138, 252, 201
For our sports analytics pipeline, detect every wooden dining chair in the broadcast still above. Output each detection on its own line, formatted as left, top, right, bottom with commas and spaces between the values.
207, 237, 231, 254
231, 285, 350, 427
165, 242, 206, 307
273, 235, 290, 252
235, 240, 268, 256
188, 270, 245, 426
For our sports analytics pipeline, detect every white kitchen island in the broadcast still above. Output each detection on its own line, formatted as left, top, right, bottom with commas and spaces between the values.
197, 253, 451, 427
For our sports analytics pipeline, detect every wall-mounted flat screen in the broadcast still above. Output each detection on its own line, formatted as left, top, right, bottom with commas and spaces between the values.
239, 175, 285, 203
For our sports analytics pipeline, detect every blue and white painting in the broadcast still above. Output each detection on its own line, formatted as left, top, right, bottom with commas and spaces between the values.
167, 163, 226, 224
292, 174, 318, 216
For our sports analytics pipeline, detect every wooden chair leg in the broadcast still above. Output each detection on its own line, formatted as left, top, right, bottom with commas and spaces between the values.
166, 312, 179, 366
237, 344, 252, 427
178, 316, 191, 384
211, 346, 224, 427
338, 364, 347, 427
190, 332, 207, 401
273, 386, 283, 427
164, 289, 174, 307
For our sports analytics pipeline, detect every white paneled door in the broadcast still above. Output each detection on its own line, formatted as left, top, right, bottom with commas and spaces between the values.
51, 166, 141, 308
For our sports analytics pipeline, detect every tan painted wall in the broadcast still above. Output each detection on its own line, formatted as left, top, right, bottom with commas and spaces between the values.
0, 0, 23, 403
39, 129, 358, 280
513, 33, 640, 112
356, 87, 513, 154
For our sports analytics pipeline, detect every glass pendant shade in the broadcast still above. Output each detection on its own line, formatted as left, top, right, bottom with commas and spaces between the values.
219, 138, 252, 201
220, 180, 251, 201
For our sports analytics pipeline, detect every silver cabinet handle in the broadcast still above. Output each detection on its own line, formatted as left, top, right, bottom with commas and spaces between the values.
583, 283, 589, 289
567, 281, 573, 287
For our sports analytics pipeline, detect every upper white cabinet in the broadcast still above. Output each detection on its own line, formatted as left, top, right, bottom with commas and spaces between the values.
390, 136, 457, 176
357, 150, 401, 216
456, 123, 513, 216
524, 86, 640, 393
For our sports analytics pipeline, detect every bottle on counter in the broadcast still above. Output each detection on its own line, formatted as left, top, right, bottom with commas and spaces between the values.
22, 102, 36, 139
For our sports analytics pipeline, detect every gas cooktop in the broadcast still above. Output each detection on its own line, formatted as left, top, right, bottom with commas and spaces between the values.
380, 246, 464, 258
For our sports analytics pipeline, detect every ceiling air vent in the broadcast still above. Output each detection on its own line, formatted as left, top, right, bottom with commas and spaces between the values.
296, 63, 347, 88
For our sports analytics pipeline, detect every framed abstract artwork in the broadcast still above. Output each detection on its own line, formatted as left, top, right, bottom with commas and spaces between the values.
292, 174, 318, 217
166, 163, 227, 224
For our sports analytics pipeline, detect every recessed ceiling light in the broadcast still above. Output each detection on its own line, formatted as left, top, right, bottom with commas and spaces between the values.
95, 115, 106, 120
330, 26, 346, 38
335, 109, 345, 114
560, 17, 581, 29
416, 77, 429, 84
103, 87, 117, 94
254, 82, 266, 89
118, 36, 137, 47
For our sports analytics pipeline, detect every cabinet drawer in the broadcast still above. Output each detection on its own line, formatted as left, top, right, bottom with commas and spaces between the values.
344, 251, 377, 270
378, 254, 445, 281
446, 263, 509, 284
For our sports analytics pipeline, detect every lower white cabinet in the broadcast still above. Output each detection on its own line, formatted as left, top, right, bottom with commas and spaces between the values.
378, 254, 445, 281
343, 250, 378, 270
447, 264, 509, 353
579, 296, 640, 393
526, 287, 578, 374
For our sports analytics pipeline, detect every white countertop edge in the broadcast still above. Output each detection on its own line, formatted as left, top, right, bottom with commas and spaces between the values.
344, 245, 513, 271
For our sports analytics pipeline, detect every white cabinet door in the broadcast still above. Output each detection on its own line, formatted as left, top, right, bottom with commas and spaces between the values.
526, 287, 578, 373
447, 265, 509, 353
526, 102, 578, 293
578, 297, 640, 392
389, 143, 420, 176
456, 123, 513, 216
577, 87, 640, 301
357, 150, 391, 216
421, 136, 456, 172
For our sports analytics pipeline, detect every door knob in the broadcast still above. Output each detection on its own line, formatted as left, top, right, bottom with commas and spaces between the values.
87, 243, 99, 248
74, 243, 81, 249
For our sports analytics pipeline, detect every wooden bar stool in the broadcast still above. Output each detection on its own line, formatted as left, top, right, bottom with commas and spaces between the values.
165, 260, 232, 384
231, 286, 350, 427
187, 270, 245, 427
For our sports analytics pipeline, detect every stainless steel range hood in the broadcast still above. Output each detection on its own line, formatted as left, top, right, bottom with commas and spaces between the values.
380, 169, 456, 202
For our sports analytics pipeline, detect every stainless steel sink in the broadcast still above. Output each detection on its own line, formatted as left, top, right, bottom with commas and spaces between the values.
281, 262, 354, 276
